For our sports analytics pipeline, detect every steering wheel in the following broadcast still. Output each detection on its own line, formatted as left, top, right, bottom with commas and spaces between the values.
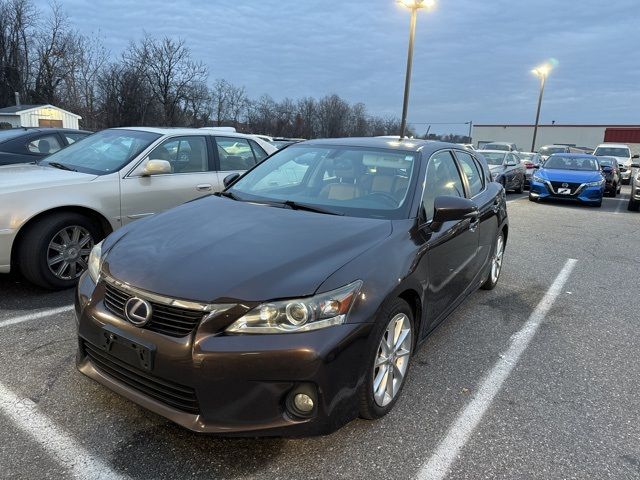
365, 192, 399, 207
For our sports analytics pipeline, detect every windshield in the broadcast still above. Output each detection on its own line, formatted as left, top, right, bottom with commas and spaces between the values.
40, 129, 161, 175
481, 152, 507, 165
544, 155, 599, 171
593, 147, 630, 158
482, 144, 510, 151
228, 144, 418, 219
539, 146, 566, 155
518, 153, 536, 161
597, 157, 615, 167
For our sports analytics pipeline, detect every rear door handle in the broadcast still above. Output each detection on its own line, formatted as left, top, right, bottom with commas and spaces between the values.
196, 184, 212, 192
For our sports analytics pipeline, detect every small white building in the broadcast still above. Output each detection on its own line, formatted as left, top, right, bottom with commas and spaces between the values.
0, 104, 82, 129
473, 124, 640, 154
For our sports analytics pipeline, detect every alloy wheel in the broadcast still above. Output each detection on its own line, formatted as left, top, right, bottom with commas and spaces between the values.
491, 233, 505, 284
373, 313, 412, 407
47, 226, 94, 280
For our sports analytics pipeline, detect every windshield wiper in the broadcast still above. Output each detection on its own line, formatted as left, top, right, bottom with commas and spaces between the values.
279, 200, 344, 216
47, 162, 77, 172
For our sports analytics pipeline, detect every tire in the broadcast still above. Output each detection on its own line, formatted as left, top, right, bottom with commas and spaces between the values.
594, 200, 602, 208
629, 198, 640, 212
617, 183, 622, 194
528, 193, 537, 202
18, 212, 102, 290
514, 175, 524, 194
611, 185, 617, 198
481, 230, 505, 290
501, 179, 507, 193
359, 298, 414, 420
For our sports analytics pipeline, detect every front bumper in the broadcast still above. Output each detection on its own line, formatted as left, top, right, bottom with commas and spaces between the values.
529, 180, 604, 204
75, 274, 373, 436
0, 228, 16, 274
620, 170, 631, 180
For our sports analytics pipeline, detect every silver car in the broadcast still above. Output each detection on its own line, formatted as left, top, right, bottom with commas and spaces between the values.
0, 127, 276, 289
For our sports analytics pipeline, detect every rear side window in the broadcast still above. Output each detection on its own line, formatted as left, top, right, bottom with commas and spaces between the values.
216, 137, 257, 171
250, 140, 268, 162
455, 151, 484, 197
26, 135, 62, 155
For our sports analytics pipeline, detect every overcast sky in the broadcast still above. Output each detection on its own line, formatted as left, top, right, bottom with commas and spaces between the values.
43, 0, 639, 135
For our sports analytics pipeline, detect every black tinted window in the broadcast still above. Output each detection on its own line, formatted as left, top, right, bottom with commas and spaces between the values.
217, 137, 256, 171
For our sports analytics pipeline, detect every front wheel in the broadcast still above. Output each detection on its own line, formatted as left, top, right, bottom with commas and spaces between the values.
611, 184, 617, 198
481, 230, 505, 290
629, 198, 640, 211
514, 175, 524, 194
18, 213, 102, 290
359, 298, 414, 420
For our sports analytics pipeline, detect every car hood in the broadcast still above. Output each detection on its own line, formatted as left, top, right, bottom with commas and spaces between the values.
0, 163, 97, 193
103, 196, 393, 303
538, 169, 603, 183
608, 156, 631, 166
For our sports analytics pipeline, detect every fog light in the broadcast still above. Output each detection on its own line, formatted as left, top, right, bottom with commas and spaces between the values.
294, 393, 314, 413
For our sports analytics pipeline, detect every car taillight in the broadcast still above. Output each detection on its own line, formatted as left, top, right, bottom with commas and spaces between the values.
524, 162, 535, 168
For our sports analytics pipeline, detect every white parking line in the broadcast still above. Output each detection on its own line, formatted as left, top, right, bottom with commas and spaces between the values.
417, 258, 578, 480
0, 305, 74, 329
0, 381, 128, 479
613, 194, 628, 214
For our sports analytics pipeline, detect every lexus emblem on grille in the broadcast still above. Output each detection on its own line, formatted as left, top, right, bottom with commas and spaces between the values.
124, 297, 153, 326
562, 183, 569, 188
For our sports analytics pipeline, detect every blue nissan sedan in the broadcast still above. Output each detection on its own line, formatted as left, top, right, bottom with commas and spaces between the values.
529, 154, 605, 207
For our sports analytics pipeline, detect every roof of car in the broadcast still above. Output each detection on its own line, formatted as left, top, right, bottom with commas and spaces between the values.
113, 126, 267, 139
548, 153, 596, 158
595, 143, 630, 148
300, 137, 456, 152
0, 127, 91, 135
477, 149, 508, 154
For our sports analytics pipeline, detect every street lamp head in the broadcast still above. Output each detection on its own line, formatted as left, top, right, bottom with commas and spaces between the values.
397, 0, 436, 10
531, 63, 553, 78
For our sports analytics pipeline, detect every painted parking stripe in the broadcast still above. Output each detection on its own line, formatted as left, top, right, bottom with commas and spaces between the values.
0, 381, 128, 479
417, 258, 578, 480
613, 194, 628, 214
0, 305, 74, 329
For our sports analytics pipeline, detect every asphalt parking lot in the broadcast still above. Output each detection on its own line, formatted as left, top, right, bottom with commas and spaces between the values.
1, 188, 639, 480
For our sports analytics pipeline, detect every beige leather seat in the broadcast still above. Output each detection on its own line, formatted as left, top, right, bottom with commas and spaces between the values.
320, 158, 363, 200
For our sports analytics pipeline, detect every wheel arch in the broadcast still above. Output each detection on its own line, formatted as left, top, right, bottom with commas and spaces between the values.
11, 206, 114, 268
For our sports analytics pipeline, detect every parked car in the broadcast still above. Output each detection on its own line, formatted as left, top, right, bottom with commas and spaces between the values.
538, 145, 570, 161
0, 127, 276, 289
596, 156, 622, 197
592, 143, 638, 184
0, 127, 91, 166
628, 159, 640, 211
529, 154, 605, 207
75, 138, 508, 436
478, 150, 526, 192
516, 152, 542, 188
479, 142, 518, 152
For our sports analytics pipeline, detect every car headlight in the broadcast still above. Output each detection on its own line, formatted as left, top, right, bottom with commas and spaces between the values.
585, 179, 605, 187
532, 174, 546, 183
87, 241, 103, 283
226, 280, 363, 334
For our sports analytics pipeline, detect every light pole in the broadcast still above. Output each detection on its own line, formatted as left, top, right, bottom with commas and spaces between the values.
397, 0, 435, 139
530, 63, 553, 152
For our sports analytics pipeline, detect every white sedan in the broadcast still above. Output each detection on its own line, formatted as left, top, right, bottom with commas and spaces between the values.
0, 127, 276, 289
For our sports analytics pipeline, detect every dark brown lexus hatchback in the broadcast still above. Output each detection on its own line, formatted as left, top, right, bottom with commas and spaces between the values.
75, 138, 508, 436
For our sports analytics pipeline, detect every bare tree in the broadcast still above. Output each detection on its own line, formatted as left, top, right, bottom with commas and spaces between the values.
0, 0, 37, 106
128, 35, 207, 126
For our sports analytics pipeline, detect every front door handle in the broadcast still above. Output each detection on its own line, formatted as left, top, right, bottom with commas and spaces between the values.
196, 184, 212, 192
469, 217, 480, 232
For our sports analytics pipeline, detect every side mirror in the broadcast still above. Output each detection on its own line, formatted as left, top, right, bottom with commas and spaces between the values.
631, 163, 640, 168
506, 161, 517, 167
431, 196, 478, 231
533, 164, 541, 169
142, 159, 171, 176
632, 154, 639, 159
223, 172, 241, 188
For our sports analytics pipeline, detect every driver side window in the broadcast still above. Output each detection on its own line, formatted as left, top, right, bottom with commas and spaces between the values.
422, 151, 465, 221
